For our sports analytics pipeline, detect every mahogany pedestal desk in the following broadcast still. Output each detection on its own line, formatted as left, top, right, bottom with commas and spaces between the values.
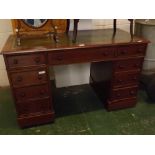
1, 29, 149, 128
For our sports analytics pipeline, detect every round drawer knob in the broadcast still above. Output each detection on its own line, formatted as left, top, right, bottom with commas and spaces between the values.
57, 56, 63, 61
35, 57, 41, 63
40, 90, 45, 95
16, 76, 23, 82
116, 93, 121, 97
130, 90, 135, 95
38, 75, 42, 80
134, 64, 139, 67
20, 92, 25, 97
120, 51, 126, 55
13, 59, 18, 64
138, 49, 143, 53
103, 52, 108, 56
118, 65, 124, 69
117, 79, 123, 83
133, 77, 137, 80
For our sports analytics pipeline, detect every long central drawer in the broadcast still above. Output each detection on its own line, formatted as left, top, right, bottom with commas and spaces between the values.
48, 44, 146, 65
48, 47, 116, 65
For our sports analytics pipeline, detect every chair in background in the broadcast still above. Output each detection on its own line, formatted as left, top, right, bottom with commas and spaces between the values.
66, 19, 134, 43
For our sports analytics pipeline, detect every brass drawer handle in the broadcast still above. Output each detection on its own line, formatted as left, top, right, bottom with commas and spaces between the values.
16, 76, 23, 82
34, 57, 41, 63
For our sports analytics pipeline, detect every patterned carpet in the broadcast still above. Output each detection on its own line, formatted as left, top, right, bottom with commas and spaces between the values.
0, 84, 155, 135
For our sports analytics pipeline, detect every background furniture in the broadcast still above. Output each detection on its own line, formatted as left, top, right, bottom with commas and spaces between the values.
12, 19, 67, 45
135, 20, 155, 101
66, 19, 134, 42
1, 28, 149, 128
135, 19, 155, 72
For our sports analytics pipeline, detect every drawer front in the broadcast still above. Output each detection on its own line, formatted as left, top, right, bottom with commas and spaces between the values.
17, 98, 53, 116
110, 86, 138, 100
107, 97, 137, 110
6, 53, 46, 69
15, 84, 50, 102
117, 44, 146, 57
112, 71, 140, 87
114, 58, 143, 72
10, 69, 48, 88
48, 47, 115, 65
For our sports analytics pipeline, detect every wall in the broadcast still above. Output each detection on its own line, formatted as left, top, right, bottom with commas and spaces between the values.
0, 19, 130, 87
0, 19, 13, 87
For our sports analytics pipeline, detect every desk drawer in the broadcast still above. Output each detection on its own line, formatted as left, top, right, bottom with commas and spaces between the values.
110, 86, 138, 100
17, 98, 53, 117
6, 53, 46, 69
48, 47, 115, 65
10, 68, 48, 88
107, 97, 137, 110
112, 71, 140, 87
114, 58, 143, 72
14, 84, 50, 102
117, 44, 146, 57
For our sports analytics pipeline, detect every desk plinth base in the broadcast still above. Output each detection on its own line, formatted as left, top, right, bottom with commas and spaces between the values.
90, 78, 138, 111
18, 112, 55, 128
90, 61, 138, 111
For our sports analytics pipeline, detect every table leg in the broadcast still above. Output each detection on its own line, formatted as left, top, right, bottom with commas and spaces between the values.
129, 19, 134, 38
66, 19, 70, 35
73, 19, 79, 43
113, 19, 117, 34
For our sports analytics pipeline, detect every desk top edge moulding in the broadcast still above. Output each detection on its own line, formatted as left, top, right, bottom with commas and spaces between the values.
1, 19, 150, 128
1, 28, 149, 55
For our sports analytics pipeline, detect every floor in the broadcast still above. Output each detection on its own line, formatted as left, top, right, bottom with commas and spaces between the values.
0, 84, 155, 135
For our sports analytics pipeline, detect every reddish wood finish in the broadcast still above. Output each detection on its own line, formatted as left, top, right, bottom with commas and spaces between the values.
107, 98, 137, 111
109, 86, 138, 100
10, 68, 48, 88
112, 71, 140, 88
14, 84, 49, 102
114, 58, 144, 72
1, 29, 149, 127
116, 44, 147, 57
6, 53, 46, 69
48, 47, 116, 65
17, 97, 53, 116
18, 112, 55, 128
